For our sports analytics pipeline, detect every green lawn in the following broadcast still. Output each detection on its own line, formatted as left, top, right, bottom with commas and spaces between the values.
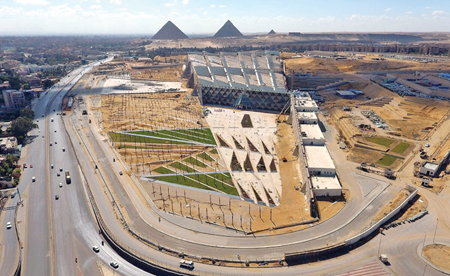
188, 173, 239, 196
154, 171, 238, 195
157, 175, 213, 191
198, 152, 214, 162
129, 128, 216, 145
110, 132, 190, 145
153, 167, 175, 174
210, 148, 218, 154
184, 157, 208, 168
365, 136, 395, 147
170, 162, 198, 173
391, 142, 410, 154
376, 155, 399, 166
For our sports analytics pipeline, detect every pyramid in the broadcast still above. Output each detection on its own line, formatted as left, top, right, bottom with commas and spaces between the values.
268, 30, 276, 35
213, 20, 244, 38
152, 21, 188, 40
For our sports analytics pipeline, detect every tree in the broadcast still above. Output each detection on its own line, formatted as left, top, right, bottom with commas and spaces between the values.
10, 117, 34, 143
20, 107, 34, 120
43, 79, 54, 89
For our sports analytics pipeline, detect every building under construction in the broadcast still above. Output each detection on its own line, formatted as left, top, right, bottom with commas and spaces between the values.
188, 51, 290, 112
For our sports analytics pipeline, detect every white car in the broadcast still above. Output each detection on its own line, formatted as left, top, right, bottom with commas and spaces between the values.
6, 222, 11, 229
92, 245, 100, 253
59, 183, 63, 188
51, 164, 54, 169
110, 261, 119, 269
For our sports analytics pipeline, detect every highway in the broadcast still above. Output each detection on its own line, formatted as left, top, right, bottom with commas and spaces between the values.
0, 195, 20, 276
6, 59, 150, 276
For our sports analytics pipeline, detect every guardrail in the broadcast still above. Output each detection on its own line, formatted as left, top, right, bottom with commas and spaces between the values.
13, 201, 22, 276
285, 185, 418, 264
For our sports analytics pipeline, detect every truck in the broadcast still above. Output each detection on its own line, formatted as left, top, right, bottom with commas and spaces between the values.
65, 170, 71, 184
379, 254, 389, 264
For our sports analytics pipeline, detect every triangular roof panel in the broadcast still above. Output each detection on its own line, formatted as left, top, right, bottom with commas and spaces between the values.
268, 30, 276, 35
152, 21, 188, 40
213, 20, 244, 38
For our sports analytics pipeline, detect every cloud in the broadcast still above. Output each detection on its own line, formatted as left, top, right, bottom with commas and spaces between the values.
432, 10, 445, 15
406, 11, 413, 14
219, 5, 225, 8
14, 0, 49, 5
210, 4, 215, 8
110, 0, 121, 5
384, 8, 391, 12
90, 5, 101, 9
182, 0, 189, 4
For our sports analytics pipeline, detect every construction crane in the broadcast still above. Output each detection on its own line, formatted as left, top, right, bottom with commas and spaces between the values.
276, 100, 291, 123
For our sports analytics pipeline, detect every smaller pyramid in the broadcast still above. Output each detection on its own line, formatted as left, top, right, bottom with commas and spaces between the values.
268, 30, 276, 35
152, 21, 188, 40
214, 20, 244, 38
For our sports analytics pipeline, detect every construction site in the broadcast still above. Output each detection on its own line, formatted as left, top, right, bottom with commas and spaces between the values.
65, 20, 448, 236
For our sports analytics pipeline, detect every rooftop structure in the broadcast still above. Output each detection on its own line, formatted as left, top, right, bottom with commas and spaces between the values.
297, 112, 318, 124
2, 90, 28, 111
0, 136, 17, 154
189, 51, 289, 112
300, 124, 325, 146
336, 90, 358, 98
311, 176, 342, 197
304, 145, 336, 176
294, 98, 319, 112
152, 21, 188, 40
213, 20, 244, 38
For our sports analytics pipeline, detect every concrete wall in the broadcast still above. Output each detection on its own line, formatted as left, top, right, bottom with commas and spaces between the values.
308, 167, 336, 176
302, 138, 325, 146
313, 188, 341, 197
419, 165, 438, 176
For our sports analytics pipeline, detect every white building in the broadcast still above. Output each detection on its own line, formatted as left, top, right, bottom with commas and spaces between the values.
297, 112, 318, 124
304, 145, 336, 176
300, 124, 325, 146
419, 162, 439, 177
294, 98, 319, 112
3, 90, 27, 111
311, 176, 342, 197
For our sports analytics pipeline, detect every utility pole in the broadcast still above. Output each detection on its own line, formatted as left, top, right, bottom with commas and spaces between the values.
433, 218, 439, 244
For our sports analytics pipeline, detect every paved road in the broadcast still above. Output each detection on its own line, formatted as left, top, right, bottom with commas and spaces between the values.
0, 196, 20, 276
16, 59, 151, 276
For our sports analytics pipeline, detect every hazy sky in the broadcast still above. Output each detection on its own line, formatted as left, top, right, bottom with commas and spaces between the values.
1, 0, 450, 35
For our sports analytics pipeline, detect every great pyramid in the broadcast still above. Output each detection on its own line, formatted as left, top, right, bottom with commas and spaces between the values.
268, 29, 276, 35
213, 20, 244, 38
152, 21, 188, 40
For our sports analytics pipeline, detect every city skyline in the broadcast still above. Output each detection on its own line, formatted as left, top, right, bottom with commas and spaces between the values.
1, 0, 450, 35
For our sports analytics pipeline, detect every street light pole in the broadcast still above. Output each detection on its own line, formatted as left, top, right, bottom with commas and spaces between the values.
433, 218, 439, 244
421, 232, 427, 257
377, 229, 382, 258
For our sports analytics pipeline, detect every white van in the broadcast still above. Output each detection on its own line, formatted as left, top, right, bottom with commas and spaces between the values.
179, 260, 194, 269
